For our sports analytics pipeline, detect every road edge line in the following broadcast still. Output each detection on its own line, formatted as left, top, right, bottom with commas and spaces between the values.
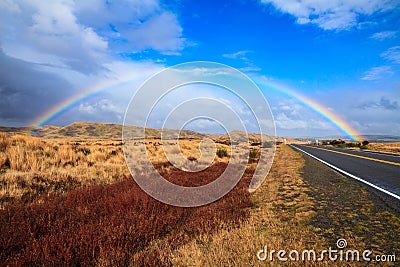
289, 145, 400, 201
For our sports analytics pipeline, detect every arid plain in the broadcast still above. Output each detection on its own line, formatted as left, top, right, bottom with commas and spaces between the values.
0, 122, 399, 266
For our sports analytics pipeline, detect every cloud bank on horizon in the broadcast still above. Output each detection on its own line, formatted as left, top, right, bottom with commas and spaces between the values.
0, 0, 399, 137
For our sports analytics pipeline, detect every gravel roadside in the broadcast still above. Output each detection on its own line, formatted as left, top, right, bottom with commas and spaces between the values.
298, 147, 400, 262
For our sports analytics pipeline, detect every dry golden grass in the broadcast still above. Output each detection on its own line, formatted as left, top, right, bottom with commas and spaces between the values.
0, 134, 234, 208
0, 134, 130, 207
0, 132, 10, 151
365, 142, 400, 155
144, 139, 230, 162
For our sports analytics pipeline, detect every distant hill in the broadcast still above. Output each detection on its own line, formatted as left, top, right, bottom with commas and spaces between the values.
0, 126, 31, 134
210, 130, 276, 144
28, 122, 206, 140
2, 122, 283, 142
31, 122, 123, 140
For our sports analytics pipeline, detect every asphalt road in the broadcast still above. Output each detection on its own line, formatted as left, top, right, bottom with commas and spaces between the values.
290, 144, 400, 200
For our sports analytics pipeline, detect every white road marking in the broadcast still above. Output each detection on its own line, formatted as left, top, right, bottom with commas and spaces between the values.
290, 145, 400, 201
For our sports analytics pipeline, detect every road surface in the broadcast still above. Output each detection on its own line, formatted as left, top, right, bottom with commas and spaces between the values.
290, 144, 400, 200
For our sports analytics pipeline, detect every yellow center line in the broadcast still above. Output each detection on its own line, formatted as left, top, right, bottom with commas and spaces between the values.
307, 146, 400, 167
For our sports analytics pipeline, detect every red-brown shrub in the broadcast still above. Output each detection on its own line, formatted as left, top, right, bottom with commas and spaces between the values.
0, 162, 253, 266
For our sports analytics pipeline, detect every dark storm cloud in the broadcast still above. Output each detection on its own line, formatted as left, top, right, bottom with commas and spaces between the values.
0, 0, 183, 127
0, 49, 74, 126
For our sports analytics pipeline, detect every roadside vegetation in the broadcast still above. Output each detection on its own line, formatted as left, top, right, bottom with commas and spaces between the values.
0, 136, 327, 266
0, 128, 398, 266
320, 139, 369, 149
0, 133, 129, 207
319, 138, 400, 155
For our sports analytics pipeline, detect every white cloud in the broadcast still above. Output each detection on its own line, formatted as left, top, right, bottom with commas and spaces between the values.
79, 98, 123, 121
0, 0, 110, 74
239, 66, 262, 72
260, 0, 399, 30
275, 113, 307, 129
361, 46, 400, 82
381, 46, 400, 64
121, 12, 185, 54
223, 50, 251, 60
274, 113, 333, 131
357, 97, 399, 111
74, 0, 185, 55
370, 31, 397, 40
0, 0, 186, 74
0, 0, 177, 126
251, 73, 400, 136
270, 98, 334, 134
223, 50, 262, 73
0, 0, 20, 12
361, 66, 393, 80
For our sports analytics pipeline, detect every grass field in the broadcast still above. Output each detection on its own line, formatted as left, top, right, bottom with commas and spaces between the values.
366, 142, 400, 155
0, 126, 398, 266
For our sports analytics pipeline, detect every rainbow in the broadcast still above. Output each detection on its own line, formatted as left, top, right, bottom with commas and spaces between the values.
27, 69, 157, 134
28, 72, 362, 141
254, 78, 362, 141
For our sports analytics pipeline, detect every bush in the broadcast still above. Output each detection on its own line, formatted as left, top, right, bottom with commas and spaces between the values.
362, 140, 369, 146
216, 147, 228, 158
330, 139, 345, 145
0, 163, 253, 266
346, 142, 360, 148
262, 141, 274, 148
249, 149, 259, 159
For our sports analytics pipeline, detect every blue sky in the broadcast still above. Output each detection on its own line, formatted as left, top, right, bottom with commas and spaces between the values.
0, 0, 399, 137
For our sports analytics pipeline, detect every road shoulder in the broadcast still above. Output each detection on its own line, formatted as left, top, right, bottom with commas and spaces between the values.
300, 148, 400, 261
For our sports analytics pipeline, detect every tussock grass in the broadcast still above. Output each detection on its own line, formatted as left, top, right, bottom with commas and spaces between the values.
0, 132, 9, 151
0, 134, 233, 207
0, 134, 130, 207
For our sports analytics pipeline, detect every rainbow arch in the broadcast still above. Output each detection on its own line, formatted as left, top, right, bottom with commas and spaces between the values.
28, 72, 362, 141
27, 70, 156, 134
255, 78, 362, 141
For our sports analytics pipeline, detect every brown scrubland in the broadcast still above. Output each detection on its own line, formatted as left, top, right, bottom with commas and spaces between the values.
0, 125, 398, 266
